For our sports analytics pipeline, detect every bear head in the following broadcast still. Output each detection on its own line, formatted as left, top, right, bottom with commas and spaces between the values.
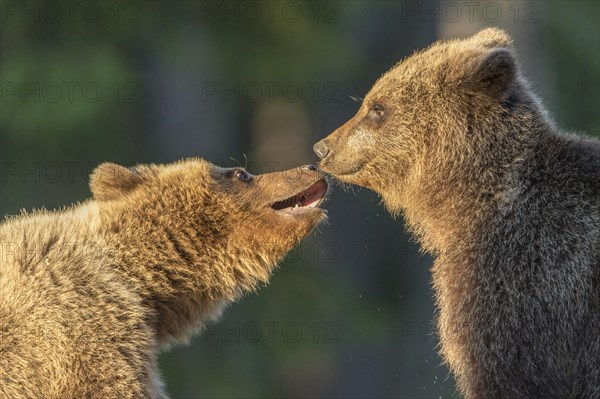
314, 28, 543, 215
88, 158, 328, 332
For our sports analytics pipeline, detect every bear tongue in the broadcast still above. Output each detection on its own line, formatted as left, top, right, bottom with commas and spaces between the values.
300, 180, 327, 208
271, 180, 327, 211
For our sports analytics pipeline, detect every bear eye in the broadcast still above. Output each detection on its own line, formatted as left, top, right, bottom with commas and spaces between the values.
234, 169, 252, 182
370, 103, 385, 119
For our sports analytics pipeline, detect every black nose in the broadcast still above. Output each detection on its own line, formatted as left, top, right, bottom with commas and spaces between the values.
305, 164, 318, 171
313, 140, 330, 159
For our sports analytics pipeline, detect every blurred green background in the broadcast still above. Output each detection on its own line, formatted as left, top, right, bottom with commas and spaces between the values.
1, 1, 598, 398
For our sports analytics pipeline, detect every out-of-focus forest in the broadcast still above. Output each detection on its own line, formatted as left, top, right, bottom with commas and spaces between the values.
1, 1, 598, 398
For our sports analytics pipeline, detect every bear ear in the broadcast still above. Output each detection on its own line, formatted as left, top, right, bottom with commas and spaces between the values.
458, 47, 517, 100
470, 28, 513, 49
90, 163, 142, 201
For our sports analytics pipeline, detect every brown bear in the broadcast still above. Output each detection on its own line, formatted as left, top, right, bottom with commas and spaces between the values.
313, 28, 600, 398
0, 159, 328, 398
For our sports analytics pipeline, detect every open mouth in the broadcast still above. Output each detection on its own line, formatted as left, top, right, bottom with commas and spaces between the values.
270, 179, 328, 213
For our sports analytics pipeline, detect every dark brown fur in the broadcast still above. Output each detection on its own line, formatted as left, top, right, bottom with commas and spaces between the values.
314, 29, 600, 398
0, 159, 327, 398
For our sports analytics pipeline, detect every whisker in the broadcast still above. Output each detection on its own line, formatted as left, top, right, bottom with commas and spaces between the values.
348, 94, 363, 104
227, 156, 241, 168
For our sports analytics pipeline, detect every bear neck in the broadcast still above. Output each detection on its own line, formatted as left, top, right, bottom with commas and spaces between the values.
401, 109, 553, 256
96, 201, 274, 349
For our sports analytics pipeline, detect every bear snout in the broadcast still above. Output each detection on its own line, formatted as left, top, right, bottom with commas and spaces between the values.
313, 140, 330, 160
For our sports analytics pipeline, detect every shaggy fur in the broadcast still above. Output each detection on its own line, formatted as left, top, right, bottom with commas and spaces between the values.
0, 159, 327, 398
314, 28, 600, 398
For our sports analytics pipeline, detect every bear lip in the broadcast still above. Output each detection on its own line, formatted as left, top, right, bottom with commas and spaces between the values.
270, 179, 328, 213
319, 160, 366, 179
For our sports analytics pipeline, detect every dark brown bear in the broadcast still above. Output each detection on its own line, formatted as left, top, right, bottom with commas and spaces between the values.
314, 28, 600, 398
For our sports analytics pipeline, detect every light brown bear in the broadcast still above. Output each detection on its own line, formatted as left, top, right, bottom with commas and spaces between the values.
0, 159, 328, 398
314, 28, 600, 398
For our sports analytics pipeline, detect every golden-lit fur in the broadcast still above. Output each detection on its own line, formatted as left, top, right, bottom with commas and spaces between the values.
0, 158, 327, 398
315, 29, 600, 398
